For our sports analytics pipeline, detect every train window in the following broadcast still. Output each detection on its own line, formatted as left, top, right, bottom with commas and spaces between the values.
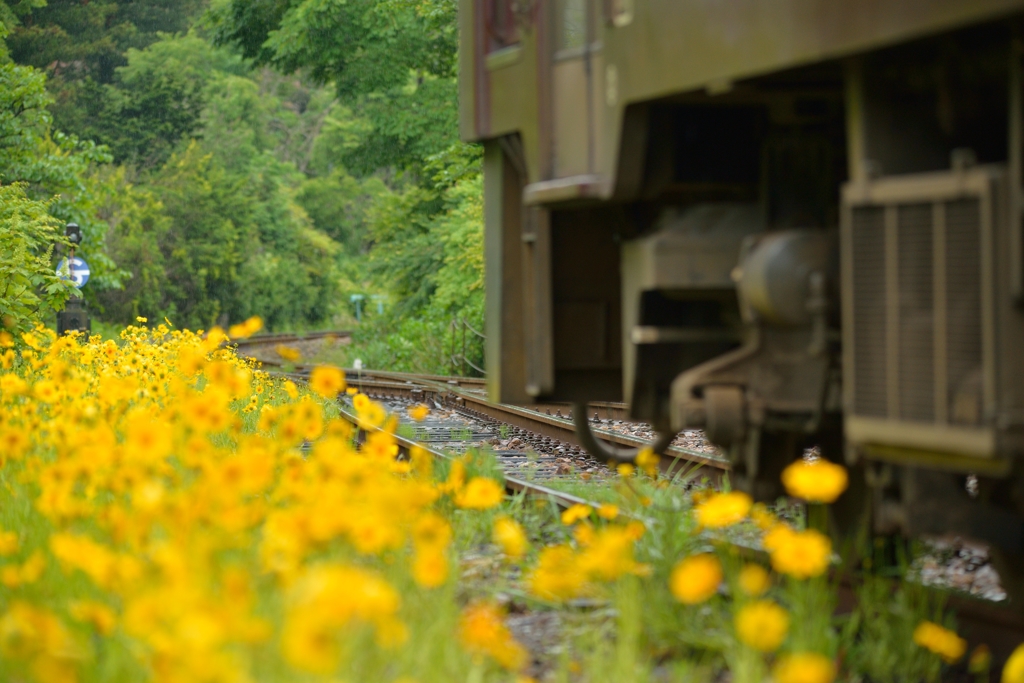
556, 0, 586, 52
486, 0, 520, 52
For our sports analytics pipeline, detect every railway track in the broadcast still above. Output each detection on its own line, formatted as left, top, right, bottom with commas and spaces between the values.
237, 334, 1024, 656
288, 363, 729, 485
233, 330, 727, 481
331, 366, 1024, 660
232, 330, 353, 347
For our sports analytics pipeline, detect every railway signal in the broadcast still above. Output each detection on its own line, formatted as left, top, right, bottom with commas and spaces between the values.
57, 222, 91, 336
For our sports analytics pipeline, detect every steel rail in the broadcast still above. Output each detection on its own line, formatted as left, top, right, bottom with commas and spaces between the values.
270, 354, 1024, 657
231, 330, 352, 349
345, 371, 730, 480
333, 404, 605, 512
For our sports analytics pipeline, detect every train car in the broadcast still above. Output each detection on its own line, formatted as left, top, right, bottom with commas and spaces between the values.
459, 1, 1024, 601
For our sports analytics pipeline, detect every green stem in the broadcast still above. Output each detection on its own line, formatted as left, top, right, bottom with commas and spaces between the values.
808, 503, 827, 533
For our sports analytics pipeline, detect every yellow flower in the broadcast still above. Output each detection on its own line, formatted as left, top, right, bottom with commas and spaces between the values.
455, 477, 504, 509
669, 554, 722, 604
411, 548, 448, 588
774, 652, 836, 683
493, 516, 528, 558
913, 621, 967, 664
695, 491, 752, 528
408, 404, 430, 421
0, 430, 29, 459
624, 520, 646, 540
1004, 643, 1024, 683
228, 316, 263, 339
597, 504, 619, 520
356, 398, 387, 428
738, 564, 771, 596
458, 603, 527, 671
0, 373, 28, 396
750, 502, 778, 530
763, 523, 796, 552
276, 345, 302, 362
309, 366, 346, 398
635, 447, 659, 476
283, 564, 402, 672
68, 600, 117, 635
768, 528, 832, 579
177, 347, 207, 376
735, 599, 789, 652
135, 316, 148, 323
413, 514, 452, 550
33, 379, 60, 403
573, 523, 595, 546
18, 552, 46, 586
528, 545, 584, 601
560, 504, 592, 525
616, 463, 635, 477
781, 459, 849, 503
0, 601, 82, 665
969, 645, 991, 675
576, 526, 649, 581
0, 531, 17, 556
0, 330, 12, 347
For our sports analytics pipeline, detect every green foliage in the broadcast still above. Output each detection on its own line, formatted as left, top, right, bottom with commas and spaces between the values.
0, 183, 75, 334
71, 32, 246, 168
364, 144, 481, 314
88, 167, 171, 322
842, 568, 951, 683
295, 169, 386, 251
5, 0, 483, 369
7, 0, 204, 80
311, 147, 483, 375
343, 75, 460, 176
211, 0, 482, 372
0, 30, 124, 296
5, 0, 207, 169
152, 141, 247, 326
211, 0, 457, 95
211, 0, 459, 176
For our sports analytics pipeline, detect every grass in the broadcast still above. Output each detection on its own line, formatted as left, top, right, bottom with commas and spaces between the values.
0, 323, 997, 683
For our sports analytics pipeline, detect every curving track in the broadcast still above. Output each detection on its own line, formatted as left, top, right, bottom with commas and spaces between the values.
235, 332, 1024, 656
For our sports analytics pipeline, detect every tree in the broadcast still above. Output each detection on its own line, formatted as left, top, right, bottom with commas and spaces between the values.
0, 182, 76, 335
89, 166, 171, 322
5, 0, 208, 164
0, 21, 123, 293
89, 32, 245, 168
211, 0, 460, 175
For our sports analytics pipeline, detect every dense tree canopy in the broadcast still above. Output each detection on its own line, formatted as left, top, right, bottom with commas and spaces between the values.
0, 0, 483, 372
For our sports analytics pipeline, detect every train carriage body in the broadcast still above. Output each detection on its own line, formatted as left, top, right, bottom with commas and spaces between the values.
460, 0, 1024, 602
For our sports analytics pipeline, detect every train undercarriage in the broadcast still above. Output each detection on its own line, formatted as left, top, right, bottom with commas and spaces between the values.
480, 22, 1024, 606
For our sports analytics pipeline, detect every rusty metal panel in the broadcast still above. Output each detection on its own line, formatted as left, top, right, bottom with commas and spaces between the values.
522, 205, 555, 396
850, 206, 888, 418
897, 203, 935, 422
946, 198, 984, 425
842, 167, 1003, 458
458, 0, 479, 141
484, 140, 532, 404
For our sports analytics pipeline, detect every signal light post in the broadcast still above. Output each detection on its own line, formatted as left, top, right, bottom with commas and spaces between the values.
57, 222, 91, 336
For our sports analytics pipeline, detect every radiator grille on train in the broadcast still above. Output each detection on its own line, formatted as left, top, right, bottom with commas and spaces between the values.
845, 171, 991, 429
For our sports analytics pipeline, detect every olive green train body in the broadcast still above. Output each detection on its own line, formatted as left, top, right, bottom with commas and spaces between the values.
461, 0, 1024, 606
